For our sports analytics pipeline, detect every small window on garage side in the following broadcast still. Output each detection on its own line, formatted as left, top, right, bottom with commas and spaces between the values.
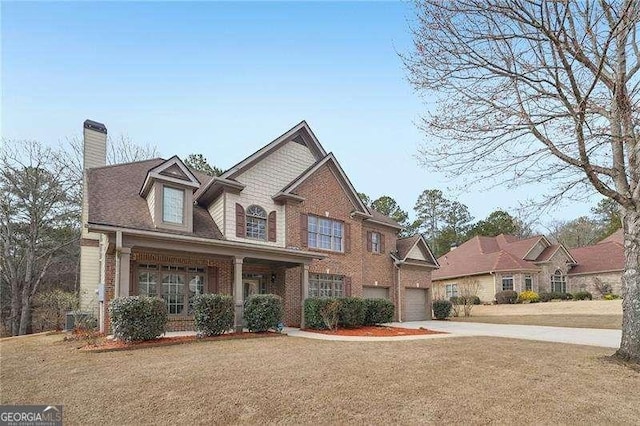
371, 232, 381, 253
445, 284, 458, 299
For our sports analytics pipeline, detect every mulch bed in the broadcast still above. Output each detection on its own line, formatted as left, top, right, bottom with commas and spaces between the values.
80, 331, 284, 353
302, 326, 446, 337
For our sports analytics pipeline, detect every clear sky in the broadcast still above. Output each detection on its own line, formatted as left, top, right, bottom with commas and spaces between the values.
1, 1, 600, 226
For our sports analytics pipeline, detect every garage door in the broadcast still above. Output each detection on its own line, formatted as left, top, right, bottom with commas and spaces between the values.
363, 286, 389, 299
404, 288, 429, 321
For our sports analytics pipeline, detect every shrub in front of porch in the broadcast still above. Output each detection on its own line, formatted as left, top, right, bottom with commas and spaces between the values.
338, 297, 366, 328
363, 298, 394, 326
304, 298, 340, 330
110, 296, 168, 342
192, 294, 234, 336
244, 294, 284, 332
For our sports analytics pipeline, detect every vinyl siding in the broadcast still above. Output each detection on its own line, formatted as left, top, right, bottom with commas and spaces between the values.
407, 244, 428, 261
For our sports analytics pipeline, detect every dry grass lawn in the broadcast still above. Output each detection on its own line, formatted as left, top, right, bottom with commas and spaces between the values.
2, 334, 639, 425
452, 314, 622, 329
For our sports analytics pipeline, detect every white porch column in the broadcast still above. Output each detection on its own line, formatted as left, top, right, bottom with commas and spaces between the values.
234, 257, 244, 333
301, 263, 309, 328
119, 247, 132, 297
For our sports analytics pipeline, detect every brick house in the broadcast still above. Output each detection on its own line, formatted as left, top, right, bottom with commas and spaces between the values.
567, 230, 623, 296
432, 234, 577, 302
79, 120, 439, 332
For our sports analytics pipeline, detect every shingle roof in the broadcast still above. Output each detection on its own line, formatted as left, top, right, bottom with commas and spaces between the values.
397, 235, 420, 260
568, 230, 623, 275
433, 234, 548, 280
87, 159, 223, 240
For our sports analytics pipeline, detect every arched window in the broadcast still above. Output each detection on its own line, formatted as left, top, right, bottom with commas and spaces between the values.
551, 269, 566, 293
246, 205, 267, 240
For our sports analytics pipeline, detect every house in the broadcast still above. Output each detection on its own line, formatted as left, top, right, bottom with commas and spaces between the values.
567, 229, 624, 296
432, 234, 577, 302
79, 119, 439, 332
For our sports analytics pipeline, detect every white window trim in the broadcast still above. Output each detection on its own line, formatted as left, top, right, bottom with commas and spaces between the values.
308, 215, 344, 252
162, 186, 185, 225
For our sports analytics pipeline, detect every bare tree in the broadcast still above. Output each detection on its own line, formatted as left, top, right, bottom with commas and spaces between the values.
405, 0, 640, 363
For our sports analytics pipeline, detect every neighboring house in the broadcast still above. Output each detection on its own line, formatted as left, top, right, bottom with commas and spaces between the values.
79, 120, 439, 332
432, 234, 577, 302
568, 229, 624, 296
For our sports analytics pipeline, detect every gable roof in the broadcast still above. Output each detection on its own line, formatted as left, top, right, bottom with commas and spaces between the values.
88, 159, 223, 239
273, 153, 370, 216
433, 233, 573, 280
220, 121, 327, 180
568, 230, 624, 275
395, 234, 439, 267
140, 155, 200, 197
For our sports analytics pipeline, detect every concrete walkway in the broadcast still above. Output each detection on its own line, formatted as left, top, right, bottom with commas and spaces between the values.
390, 321, 622, 348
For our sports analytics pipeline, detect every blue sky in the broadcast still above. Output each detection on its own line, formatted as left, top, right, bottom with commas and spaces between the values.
1, 1, 600, 226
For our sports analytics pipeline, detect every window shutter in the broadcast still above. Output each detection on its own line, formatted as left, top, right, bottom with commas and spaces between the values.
366, 231, 372, 252
268, 211, 277, 242
130, 261, 138, 296
344, 223, 351, 253
380, 233, 385, 254
235, 204, 245, 237
207, 266, 219, 293
300, 213, 308, 248
344, 276, 352, 297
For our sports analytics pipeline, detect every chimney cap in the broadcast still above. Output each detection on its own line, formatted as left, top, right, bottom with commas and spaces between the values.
84, 119, 107, 134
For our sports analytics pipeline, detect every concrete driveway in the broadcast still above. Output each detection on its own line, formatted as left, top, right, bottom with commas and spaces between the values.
390, 320, 622, 348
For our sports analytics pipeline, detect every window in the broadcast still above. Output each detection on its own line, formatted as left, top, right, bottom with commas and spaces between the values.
137, 264, 206, 315
162, 187, 184, 224
246, 205, 267, 240
371, 232, 381, 253
525, 275, 533, 291
445, 284, 458, 299
308, 215, 343, 252
501, 275, 514, 291
309, 274, 344, 297
551, 270, 566, 293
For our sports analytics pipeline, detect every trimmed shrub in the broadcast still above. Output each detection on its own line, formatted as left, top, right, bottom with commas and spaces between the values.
433, 299, 452, 320
304, 297, 340, 329
604, 293, 621, 300
495, 290, 518, 304
517, 290, 540, 304
450, 295, 481, 305
539, 292, 573, 302
110, 296, 167, 342
363, 298, 395, 325
338, 297, 366, 328
573, 291, 593, 301
244, 294, 284, 332
192, 294, 234, 336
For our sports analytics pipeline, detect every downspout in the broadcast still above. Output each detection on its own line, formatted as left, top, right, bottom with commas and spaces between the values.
393, 258, 405, 322
115, 231, 123, 299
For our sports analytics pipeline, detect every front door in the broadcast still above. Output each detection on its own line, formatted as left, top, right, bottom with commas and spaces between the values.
243, 279, 260, 300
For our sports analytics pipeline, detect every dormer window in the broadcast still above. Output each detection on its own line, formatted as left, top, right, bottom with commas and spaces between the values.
163, 186, 185, 224
246, 205, 267, 240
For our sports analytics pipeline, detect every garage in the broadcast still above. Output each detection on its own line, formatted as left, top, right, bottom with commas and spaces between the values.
363, 286, 389, 299
404, 288, 430, 321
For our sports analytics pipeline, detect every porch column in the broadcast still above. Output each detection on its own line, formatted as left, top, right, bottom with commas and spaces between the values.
301, 263, 309, 328
119, 247, 132, 297
234, 257, 244, 333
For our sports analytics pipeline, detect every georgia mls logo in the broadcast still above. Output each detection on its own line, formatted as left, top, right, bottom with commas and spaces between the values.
0, 404, 63, 425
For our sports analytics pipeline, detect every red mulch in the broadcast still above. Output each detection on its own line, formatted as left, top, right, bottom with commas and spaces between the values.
80, 331, 284, 353
302, 326, 446, 337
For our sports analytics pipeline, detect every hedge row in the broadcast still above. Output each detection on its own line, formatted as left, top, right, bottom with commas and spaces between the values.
304, 297, 394, 330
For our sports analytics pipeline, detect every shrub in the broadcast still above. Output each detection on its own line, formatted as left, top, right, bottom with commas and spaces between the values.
573, 291, 593, 301
243, 294, 284, 332
304, 298, 340, 329
192, 294, 234, 336
363, 298, 395, 325
33, 289, 79, 332
604, 293, 621, 300
433, 299, 452, 320
539, 292, 573, 302
495, 290, 518, 304
109, 296, 167, 342
338, 297, 366, 328
450, 295, 481, 305
517, 290, 540, 304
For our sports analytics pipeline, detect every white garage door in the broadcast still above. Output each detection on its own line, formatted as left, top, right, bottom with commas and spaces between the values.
363, 286, 389, 299
404, 288, 429, 321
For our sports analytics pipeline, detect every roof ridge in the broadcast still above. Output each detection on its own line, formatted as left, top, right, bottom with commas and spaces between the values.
88, 157, 164, 171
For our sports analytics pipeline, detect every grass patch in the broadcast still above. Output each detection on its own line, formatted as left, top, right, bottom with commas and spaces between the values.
451, 315, 622, 329
1, 334, 638, 424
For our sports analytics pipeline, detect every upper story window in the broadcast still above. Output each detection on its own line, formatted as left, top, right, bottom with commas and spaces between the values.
371, 232, 381, 253
162, 186, 184, 224
551, 270, 566, 293
501, 275, 514, 291
308, 215, 343, 252
246, 205, 267, 240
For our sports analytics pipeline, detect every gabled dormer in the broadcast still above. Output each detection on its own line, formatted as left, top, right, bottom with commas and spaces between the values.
139, 156, 200, 232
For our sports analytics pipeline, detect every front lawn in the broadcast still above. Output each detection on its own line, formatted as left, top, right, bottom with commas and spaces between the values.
1, 334, 638, 424
451, 314, 622, 329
